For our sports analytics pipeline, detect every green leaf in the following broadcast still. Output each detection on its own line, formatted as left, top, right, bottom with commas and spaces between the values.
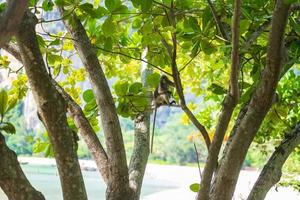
83, 89, 95, 102
191, 40, 200, 57
79, 3, 94, 14
114, 82, 129, 96
36, 35, 46, 48
105, 0, 121, 11
33, 141, 49, 154
240, 19, 250, 34
6, 98, 18, 112
0, 3, 6, 13
162, 0, 171, 6
283, 0, 298, 4
132, 18, 143, 29
141, 21, 153, 34
202, 6, 212, 31
130, 95, 148, 109
0, 122, 16, 134
131, 0, 140, 8
210, 83, 227, 95
44, 143, 54, 157
200, 40, 215, 55
84, 99, 97, 112
104, 37, 113, 50
0, 89, 8, 117
129, 82, 143, 94
117, 101, 130, 117
114, 5, 129, 13
189, 183, 200, 192
102, 17, 117, 35
42, 0, 54, 11
91, 7, 108, 18
189, 17, 200, 32
54, 0, 66, 6
49, 38, 60, 46
146, 73, 160, 89
141, 0, 153, 12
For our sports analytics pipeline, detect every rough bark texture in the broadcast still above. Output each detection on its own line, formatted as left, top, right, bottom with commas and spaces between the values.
129, 68, 151, 200
1, 43, 110, 185
58, 9, 131, 200
211, 1, 291, 200
53, 80, 110, 184
0, 133, 45, 200
209, 102, 249, 195
0, 0, 28, 47
247, 123, 300, 200
15, 12, 87, 200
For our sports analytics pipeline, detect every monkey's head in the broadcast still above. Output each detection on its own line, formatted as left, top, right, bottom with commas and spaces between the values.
160, 75, 175, 87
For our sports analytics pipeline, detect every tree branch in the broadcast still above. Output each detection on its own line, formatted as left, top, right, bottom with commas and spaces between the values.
230, 0, 242, 103
197, 1, 242, 199
166, 1, 211, 150
15, 11, 87, 200
247, 122, 300, 200
52, 80, 110, 184
128, 67, 152, 199
211, 1, 291, 199
0, 0, 28, 47
0, 133, 45, 200
58, 7, 131, 199
3, 41, 110, 185
35, 31, 172, 76
206, 0, 229, 43
243, 20, 272, 51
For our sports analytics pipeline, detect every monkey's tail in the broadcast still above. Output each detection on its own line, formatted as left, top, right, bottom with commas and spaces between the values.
150, 108, 157, 153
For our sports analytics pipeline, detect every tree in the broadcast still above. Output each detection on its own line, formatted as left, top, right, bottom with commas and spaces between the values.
0, 0, 299, 200
0, 89, 45, 200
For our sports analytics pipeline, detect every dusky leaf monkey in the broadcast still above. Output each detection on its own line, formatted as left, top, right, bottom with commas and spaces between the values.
151, 75, 176, 153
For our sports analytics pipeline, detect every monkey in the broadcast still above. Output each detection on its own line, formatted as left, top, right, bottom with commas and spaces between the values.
150, 75, 176, 153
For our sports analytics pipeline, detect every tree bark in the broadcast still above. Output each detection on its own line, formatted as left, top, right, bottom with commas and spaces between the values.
0, 133, 45, 200
1, 43, 110, 185
129, 68, 151, 200
247, 123, 300, 200
210, 1, 291, 200
209, 102, 249, 195
0, 0, 28, 47
52, 80, 110, 184
58, 8, 131, 200
15, 12, 87, 200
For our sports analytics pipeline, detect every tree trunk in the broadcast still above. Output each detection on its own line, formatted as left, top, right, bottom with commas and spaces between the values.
129, 67, 151, 200
247, 123, 300, 200
211, 1, 291, 200
15, 12, 87, 200
52, 80, 110, 184
0, 0, 28, 46
1, 43, 110, 185
0, 133, 45, 200
58, 8, 131, 200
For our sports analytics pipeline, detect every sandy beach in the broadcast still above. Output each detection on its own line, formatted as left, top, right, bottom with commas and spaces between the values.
0, 157, 296, 200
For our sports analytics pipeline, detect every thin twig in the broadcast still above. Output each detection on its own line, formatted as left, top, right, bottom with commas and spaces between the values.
36, 31, 172, 76
194, 142, 202, 181
206, 0, 229, 43
179, 50, 201, 72
94, 46, 172, 76
153, 0, 171, 9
